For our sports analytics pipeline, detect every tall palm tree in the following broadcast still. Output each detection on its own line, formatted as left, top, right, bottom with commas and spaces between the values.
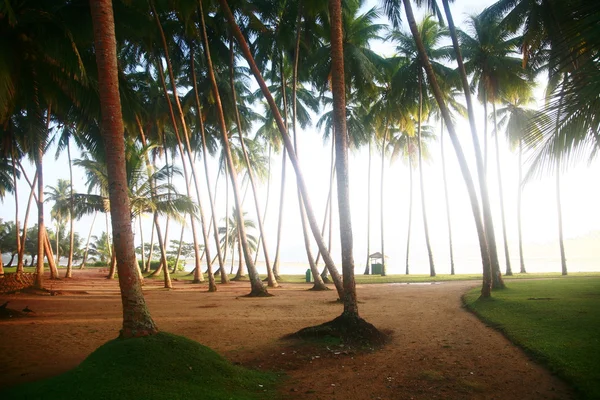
45, 179, 72, 269
219, 0, 345, 298
89, 0, 157, 337
398, 0, 494, 297
389, 15, 451, 277
459, 12, 531, 283
219, 209, 258, 280
495, 88, 544, 274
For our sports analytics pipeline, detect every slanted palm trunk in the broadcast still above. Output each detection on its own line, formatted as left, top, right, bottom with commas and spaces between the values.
273, 148, 287, 278
199, 0, 267, 296
151, 11, 206, 285
417, 74, 435, 277
17, 172, 37, 274
440, 121, 455, 275
517, 139, 526, 273
220, 0, 344, 299
191, 49, 225, 284
405, 0, 492, 297
35, 145, 45, 289
11, 157, 21, 276
493, 103, 512, 276
89, 0, 157, 337
254, 144, 272, 267
556, 161, 567, 275
229, 42, 277, 288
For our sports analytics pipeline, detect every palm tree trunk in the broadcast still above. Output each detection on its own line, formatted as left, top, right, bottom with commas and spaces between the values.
441, 120, 455, 275
191, 48, 225, 283
417, 74, 435, 277
153, 213, 172, 289
89, 0, 157, 337
493, 103, 512, 277
151, 15, 205, 284
483, 95, 488, 175
254, 144, 272, 266
11, 156, 21, 274
65, 140, 75, 278
557, 161, 567, 275
199, 0, 267, 296
517, 139, 526, 273
320, 138, 336, 282
173, 225, 184, 274
405, 0, 492, 297
273, 148, 287, 278
221, 0, 344, 299
55, 221, 60, 267
329, 0, 358, 314
406, 152, 413, 275
380, 124, 388, 277
18, 171, 37, 274
365, 136, 372, 275
229, 39, 277, 288
137, 214, 144, 273
145, 217, 155, 273
35, 143, 45, 289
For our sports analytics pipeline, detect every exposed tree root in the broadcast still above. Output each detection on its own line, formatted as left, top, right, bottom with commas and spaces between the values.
244, 288, 274, 297
285, 313, 388, 348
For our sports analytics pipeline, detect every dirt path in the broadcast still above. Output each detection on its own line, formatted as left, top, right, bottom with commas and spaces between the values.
0, 269, 573, 399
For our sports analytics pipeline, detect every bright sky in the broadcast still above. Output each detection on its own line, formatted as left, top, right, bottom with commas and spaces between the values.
2, 0, 599, 275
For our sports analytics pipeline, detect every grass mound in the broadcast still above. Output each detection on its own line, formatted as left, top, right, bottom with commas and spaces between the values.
2, 332, 278, 400
286, 313, 389, 349
463, 277, 600, 399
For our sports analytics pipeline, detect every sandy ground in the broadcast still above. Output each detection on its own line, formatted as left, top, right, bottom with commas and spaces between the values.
0, 269, 573, 399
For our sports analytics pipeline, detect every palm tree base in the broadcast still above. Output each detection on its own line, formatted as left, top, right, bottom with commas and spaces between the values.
244, 288, 272, 297
286, 313, 387, 347
309, 283, 330, 291
231, 275, 248, 282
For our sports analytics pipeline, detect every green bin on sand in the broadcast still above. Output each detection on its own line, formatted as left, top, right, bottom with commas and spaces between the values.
305, 269, 312, 282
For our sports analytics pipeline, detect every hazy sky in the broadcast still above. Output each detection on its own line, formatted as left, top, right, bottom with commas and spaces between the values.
2, 0, 599, 275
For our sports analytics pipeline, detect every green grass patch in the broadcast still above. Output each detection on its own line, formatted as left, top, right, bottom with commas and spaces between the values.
2, 332, 279, 400
463, 277, 600, 399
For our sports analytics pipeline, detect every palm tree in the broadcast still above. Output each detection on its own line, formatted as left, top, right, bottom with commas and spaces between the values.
398, 0, 494, 297
198, 0, 268, 297
218, 209, 258, 279
89, 0, 156, 336
46, 179, 71, 269
459, 12, 531, 283
389, 15, 452, 277
219, 0, 346, 298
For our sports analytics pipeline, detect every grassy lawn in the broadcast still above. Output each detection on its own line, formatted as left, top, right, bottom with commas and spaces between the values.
463, 277, 600, 399
2, 332, 279, 400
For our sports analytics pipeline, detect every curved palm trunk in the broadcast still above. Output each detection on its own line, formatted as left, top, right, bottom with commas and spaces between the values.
320, 138, 336, 283
137, 214, 144, 273
152, 12, 205, 284
441, 121, 455, 275
517, 139, 526, 273
365, 137, 372, 275
290, 20, 327, 291
406, 154, 413, 275
191, 50, 225, 284
417, 76, 435, 277
55, 220, 60, 267
493, 103, 512, 277
90, 0, 157, 337
380, 126, 388, 277
65, 141, 75, 278
153, 213, 172, 289
229, 41, 277, 288
441, 0, 502, 292
199, 0, 267, 296
405, 0, 492, 297
221, 0, 344, 299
